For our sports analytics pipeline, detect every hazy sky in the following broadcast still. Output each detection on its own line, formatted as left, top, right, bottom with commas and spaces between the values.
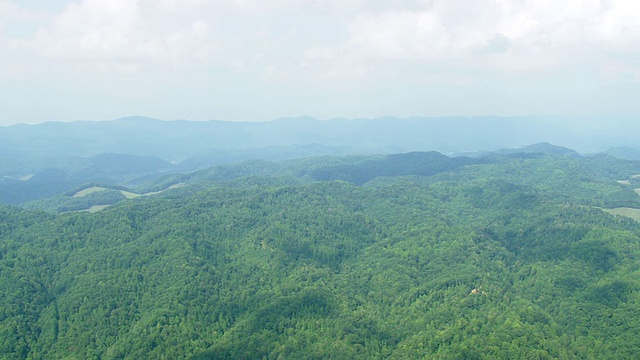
1, 0, 639, 124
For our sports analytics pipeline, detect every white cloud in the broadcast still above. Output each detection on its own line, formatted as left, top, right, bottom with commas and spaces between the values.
0, 1, 47, 38
9, 0, 217, 72
0, 1, 33, 21
0, 1, 18, 23
1, 0, 639, 123
1, 0, 366, 75
304, 0, 640, 77
4, 0, 639, 75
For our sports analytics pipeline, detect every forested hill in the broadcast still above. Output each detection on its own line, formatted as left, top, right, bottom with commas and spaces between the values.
3, 149, 640, 358
21, 147, 640, 213
3, 114, 640, 208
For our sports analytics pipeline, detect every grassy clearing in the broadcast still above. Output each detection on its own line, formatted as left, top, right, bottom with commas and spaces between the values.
85, 205, 111, 213
73, 183, 183, 199
617, 180, 631, 185
69, 183, 185, 212
121, 191, 140, 199
73, 187, 107, 197
121, 183, 184, 198
603, 207, 640, 221
146, 183, 183, 194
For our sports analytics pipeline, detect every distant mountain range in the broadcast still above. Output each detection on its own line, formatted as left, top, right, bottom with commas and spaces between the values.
2, 115, 640, 206
1, 115, 638, 161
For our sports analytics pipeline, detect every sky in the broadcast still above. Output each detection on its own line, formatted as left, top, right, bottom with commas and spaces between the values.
0, 0, 639, 125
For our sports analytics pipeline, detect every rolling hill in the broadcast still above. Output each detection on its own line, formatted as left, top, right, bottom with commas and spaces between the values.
3, 146, 640, 358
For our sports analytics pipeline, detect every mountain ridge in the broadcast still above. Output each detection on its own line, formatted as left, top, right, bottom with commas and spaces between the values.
1, 115, 635, 159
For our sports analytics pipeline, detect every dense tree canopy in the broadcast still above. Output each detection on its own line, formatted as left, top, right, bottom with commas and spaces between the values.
2, 151, 640, 358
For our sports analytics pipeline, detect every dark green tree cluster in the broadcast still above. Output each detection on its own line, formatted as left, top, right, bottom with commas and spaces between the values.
2, 152, 640, 358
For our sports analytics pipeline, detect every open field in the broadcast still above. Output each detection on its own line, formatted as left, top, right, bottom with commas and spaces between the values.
70, 183, 184, 212
72, 186, 107, 197
121, 190, 140, 199
84, 205, 110, 213
73, 183, 183, 199
603, 207, 640, 221
142, 183, 184, 196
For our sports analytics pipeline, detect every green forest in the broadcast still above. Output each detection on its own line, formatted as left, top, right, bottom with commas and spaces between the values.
3, 149, 640, 359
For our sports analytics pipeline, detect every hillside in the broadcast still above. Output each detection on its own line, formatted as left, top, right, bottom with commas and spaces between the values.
0, 153, 174, 205
2, 115, 640, 207
2, 150, 640, 358
19, 148, 640, 213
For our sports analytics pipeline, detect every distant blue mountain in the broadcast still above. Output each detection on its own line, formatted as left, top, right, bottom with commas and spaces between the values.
1, 115, 638, 205
0, 115, 632, 162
